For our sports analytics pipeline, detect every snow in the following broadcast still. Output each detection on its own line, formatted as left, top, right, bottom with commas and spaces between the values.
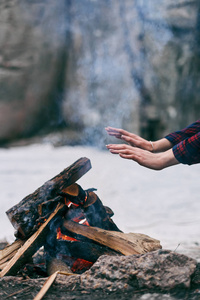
0, 144, 200, 258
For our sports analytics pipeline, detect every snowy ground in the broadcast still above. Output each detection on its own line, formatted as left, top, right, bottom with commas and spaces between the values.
0, 144, 200, 259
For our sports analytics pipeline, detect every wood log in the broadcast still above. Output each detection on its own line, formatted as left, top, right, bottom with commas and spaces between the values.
63, 220, 162, 256
0, 239, 25, 270
33, 270, 77, 300
0, 203, 65, 277
6, 157, 91, 239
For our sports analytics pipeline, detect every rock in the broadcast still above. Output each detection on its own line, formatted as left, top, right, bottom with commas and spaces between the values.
0, 250, 199, 299
0, 0, 67, 143
62, 0, 140, 146
137, 0, 200, 136
62, 0, 200, 144
1, 0, 200, 145
57, 250, 197, 292
191, 262, 200, 285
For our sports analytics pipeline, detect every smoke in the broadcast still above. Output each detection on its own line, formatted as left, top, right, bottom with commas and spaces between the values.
135, 0, 172, 51
60, 0, 177, 147
4, 0, 178, 145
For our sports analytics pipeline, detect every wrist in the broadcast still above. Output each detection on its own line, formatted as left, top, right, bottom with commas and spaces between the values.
160, 149, 179, 169
149, 141, 155, 152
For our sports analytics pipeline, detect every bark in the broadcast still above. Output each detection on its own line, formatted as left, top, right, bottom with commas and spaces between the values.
6, 157, 91, 238
0, 203, 65, 277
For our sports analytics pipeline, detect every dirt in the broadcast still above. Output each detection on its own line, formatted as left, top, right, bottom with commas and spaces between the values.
0, 276, 200, 300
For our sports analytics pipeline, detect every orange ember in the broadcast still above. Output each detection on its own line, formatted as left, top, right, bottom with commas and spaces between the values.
56, 227, 79, 242
71, 258, 93, 273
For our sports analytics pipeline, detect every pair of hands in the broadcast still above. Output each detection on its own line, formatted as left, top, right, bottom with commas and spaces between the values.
105, 127, 179, 170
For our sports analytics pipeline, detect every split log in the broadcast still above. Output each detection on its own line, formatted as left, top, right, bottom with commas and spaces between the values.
0, 203, 65, 277
33, 270, 77, 300
6, 157, 91, 239
0, 239, 24, 270
63, 220, 162, 255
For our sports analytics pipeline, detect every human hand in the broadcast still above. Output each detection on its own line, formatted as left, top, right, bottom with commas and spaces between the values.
106, 144, 179, 170
105, 127, 153, 151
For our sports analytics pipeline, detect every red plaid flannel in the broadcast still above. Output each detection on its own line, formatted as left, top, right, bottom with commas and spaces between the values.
165, 120, 200, 165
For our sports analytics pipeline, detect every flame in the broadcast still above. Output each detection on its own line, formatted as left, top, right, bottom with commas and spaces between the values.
55, 193, 94, 273
73, 216, 90, 226
64, 198, 79, 207
56, 227, 79, 242
57, 194, 89, 241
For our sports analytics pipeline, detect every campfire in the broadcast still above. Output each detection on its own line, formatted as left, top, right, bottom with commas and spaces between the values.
0, 157, 161, 279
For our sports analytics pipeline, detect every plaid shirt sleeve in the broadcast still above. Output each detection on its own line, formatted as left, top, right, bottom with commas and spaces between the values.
165, 119, 200, 145
172, 132, 200, 165
164, 119, 200, 165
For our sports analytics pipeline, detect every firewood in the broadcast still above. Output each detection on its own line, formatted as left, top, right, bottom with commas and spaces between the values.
60, 183, 87, 205
46, 257, 71, 276
33, 270, 76, 300
0, 239, 25, 270
63, 220, 162, 255
6, 157, 91, 239
0, 203, 65, 277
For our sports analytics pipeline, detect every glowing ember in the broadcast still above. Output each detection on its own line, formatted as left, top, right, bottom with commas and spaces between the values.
64, 198, 79, 207
71, 258, 93, 273
56, 227, 78, 241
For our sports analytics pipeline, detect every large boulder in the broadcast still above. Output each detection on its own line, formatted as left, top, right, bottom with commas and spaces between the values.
1, 0, 200, 145
57, 250, 197, 292
62, 0, 200, 144
0, 0, 67, 143
141, 0, 200, 136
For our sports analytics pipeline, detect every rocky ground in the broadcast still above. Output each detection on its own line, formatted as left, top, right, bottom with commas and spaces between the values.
1, 250, 200, 300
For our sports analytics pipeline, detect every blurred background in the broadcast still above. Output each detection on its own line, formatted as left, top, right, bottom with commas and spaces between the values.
0, 0, 200, 147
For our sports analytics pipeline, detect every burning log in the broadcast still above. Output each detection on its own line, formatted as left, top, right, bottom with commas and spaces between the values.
63, 220, 161, 255
6, 157, 91, 239
2, 157, 162, 279
0, 203, 65, 277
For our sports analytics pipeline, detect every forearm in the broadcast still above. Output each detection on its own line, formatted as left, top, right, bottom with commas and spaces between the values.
106, 144, 180, 170
150, 138, 173, 153
156, 149, 180, 170
131, 148, 180, 170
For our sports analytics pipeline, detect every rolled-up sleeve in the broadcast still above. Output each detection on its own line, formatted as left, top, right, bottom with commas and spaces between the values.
165, 119, 200, 146
172, 132, 200, 165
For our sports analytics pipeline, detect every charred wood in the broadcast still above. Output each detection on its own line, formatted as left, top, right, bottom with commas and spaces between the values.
6, 157, 91, 239
0, 203, 65, 277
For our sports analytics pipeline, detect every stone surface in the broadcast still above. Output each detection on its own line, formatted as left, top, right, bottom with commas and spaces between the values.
0, 0, 67, 142
0, 250, 199, 299
1, 0, 200, 145
57, 249, 197, 292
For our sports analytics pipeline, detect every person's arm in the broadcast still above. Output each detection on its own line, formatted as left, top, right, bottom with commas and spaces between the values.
106, 144, 179, 170
105, 127, 172, 152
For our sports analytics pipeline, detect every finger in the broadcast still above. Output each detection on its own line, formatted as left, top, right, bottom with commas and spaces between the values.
121, 135, 135, 144
106, 144, 133, 150
105, 127, 128, 136
119, 153, 135, 159
110, 148, 134, 156
109, 149, 121, 154
106, 133, 122, 139
105, 127, 122, 138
